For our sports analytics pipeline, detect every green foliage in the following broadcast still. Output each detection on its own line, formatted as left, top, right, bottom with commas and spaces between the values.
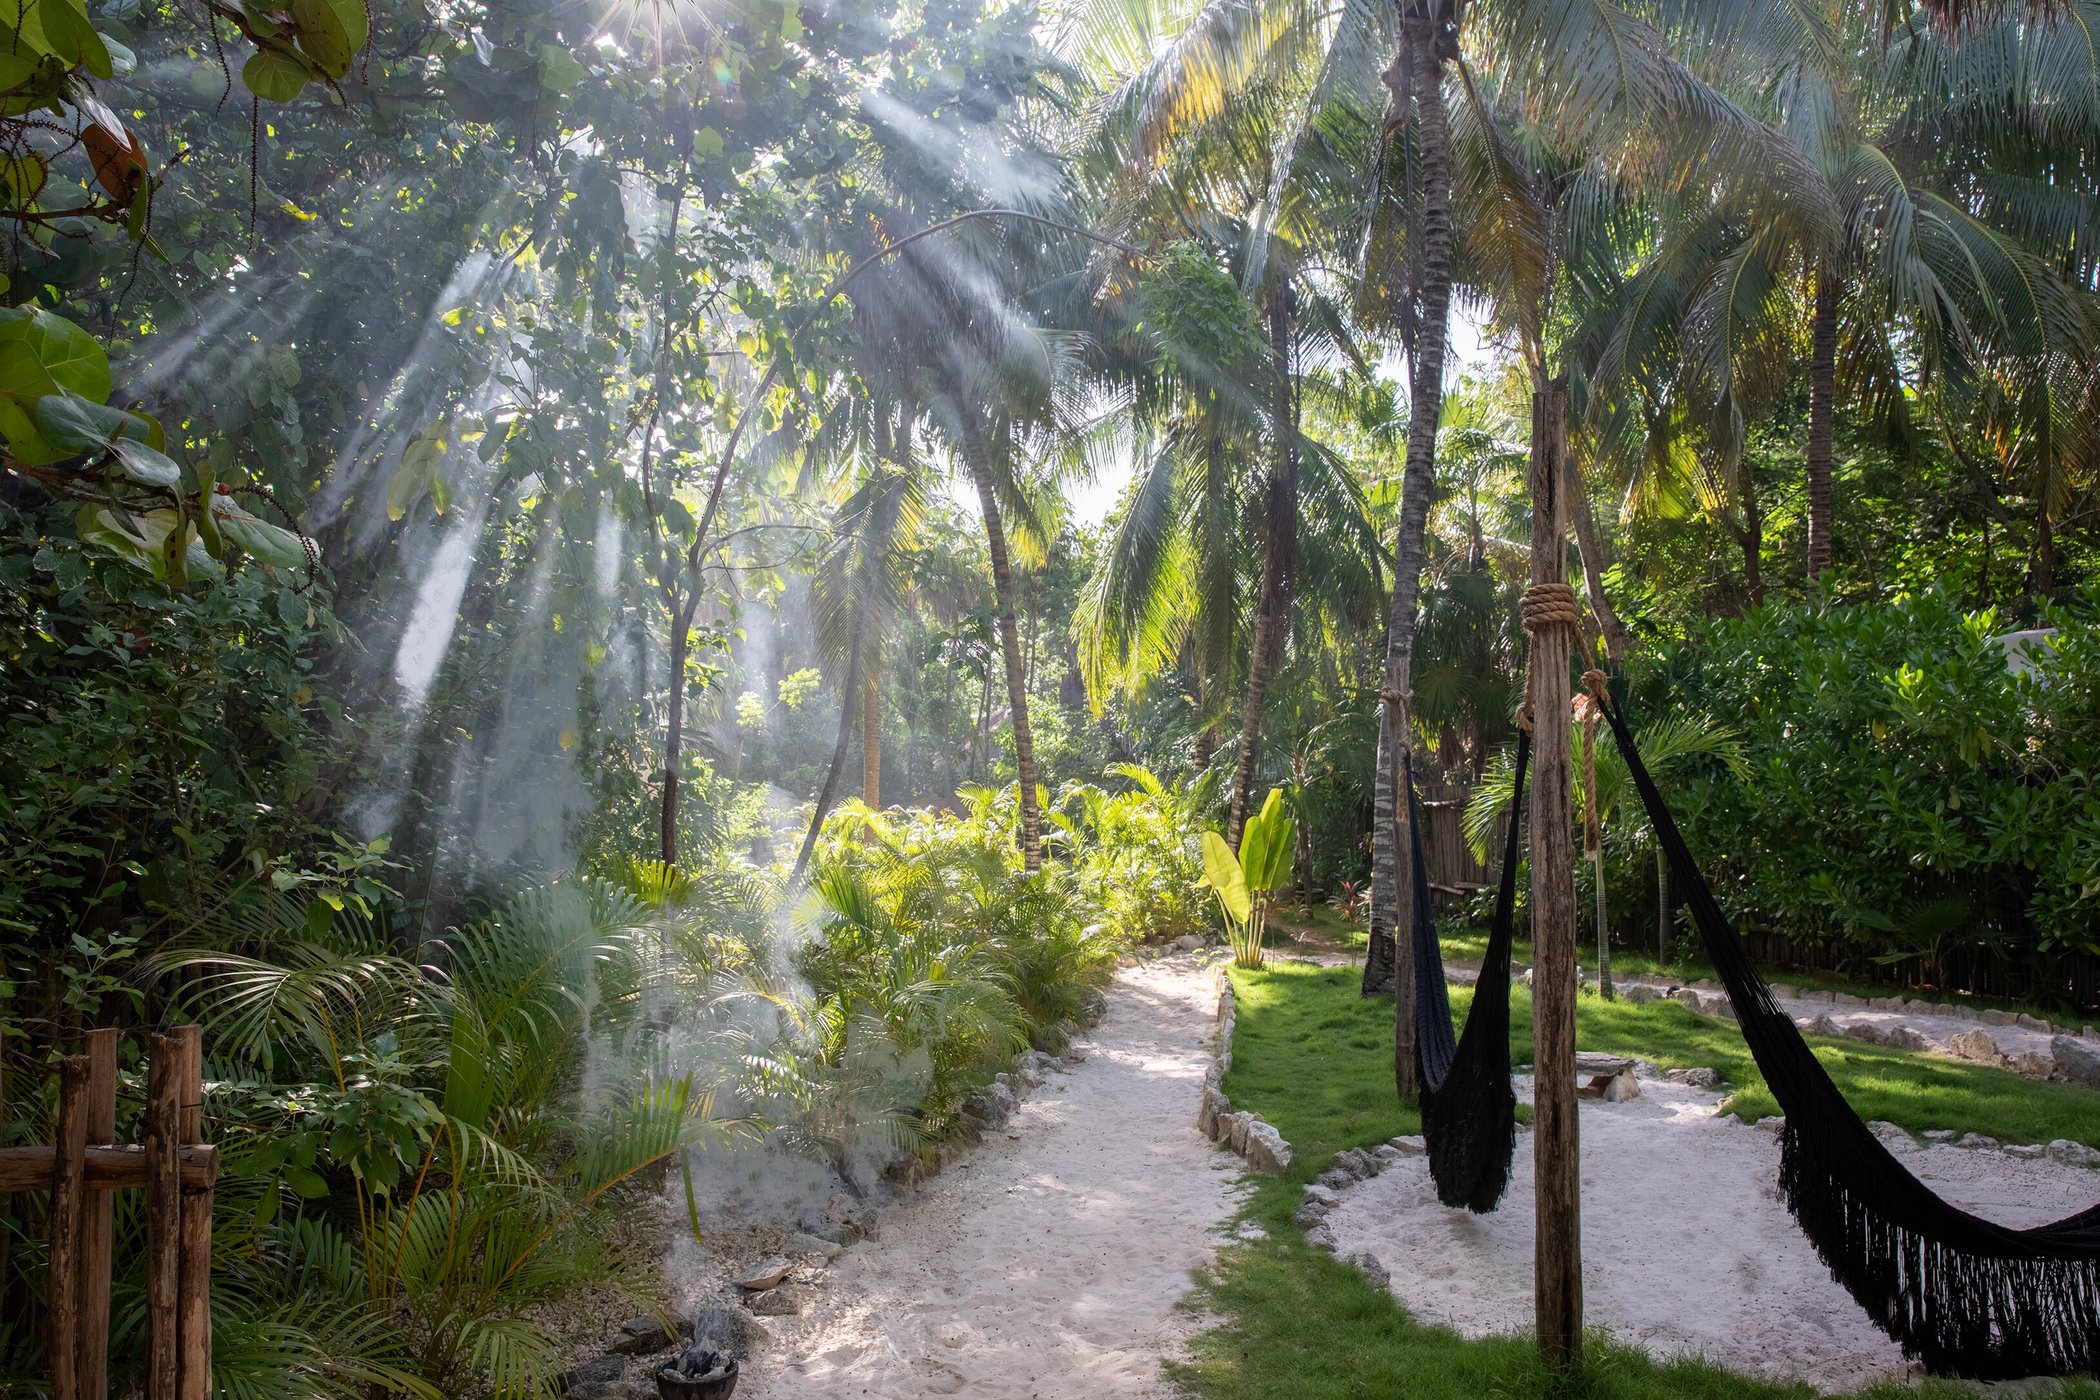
1200, 789, 1297, 966
1638, 593, 2100, 980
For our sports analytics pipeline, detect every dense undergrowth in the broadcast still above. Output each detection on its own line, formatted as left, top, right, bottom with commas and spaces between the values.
1185, 963, 2100, 1400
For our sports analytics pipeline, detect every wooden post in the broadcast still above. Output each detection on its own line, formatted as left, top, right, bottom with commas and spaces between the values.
174, 1027, 211, 1400
1527, 387, 1583, 1369
49, 1055, 91, 1400
145, 1035, 181, 1400
78, 1030, 118, 1400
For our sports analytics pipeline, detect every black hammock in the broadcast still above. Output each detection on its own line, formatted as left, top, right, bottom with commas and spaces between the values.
1591, 693, 2100, 1379
1410, 736, 1527, 1214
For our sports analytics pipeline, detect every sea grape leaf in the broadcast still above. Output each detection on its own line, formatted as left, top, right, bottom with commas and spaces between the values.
243, 47, 313, 101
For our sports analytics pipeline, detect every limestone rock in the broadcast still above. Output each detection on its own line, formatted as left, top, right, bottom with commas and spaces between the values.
1701, 994, 1737, 1022
1171, 934, 1202, 952
1303, 1223, 1338, 1252
2052, 1035, 2100, 1090
1624, 984, 1660, 1006
1243, 1120, 1292, 1174
2044, 1139, 2100, 1168
1871, 995, 1905, 1011
1922, 1129, 1958, 1143
1868, 1120, 1916, 1153
564, 1356, 627, 1392
612, 1316, 677, 1355
2017, 1013, 2053, 1033
1665, 1066, 1718, 1089
1957, 1133, 2000, 1150
2010, 1051, 2054, 1077
1373, 1143, 1405, 1165
1843, 1023, 1887, 1046
1345, 1251, 1391, 1290
1754, 1115, 1785, 1133
1882, 1026, 1930, 1052
1949, 1029, 2002, 1064
1672, 988, 1703, 1010
2005, 1143, 2045, 1159
1228, 1112, 1257, 1154
787, 1232, 845, 1260
1768, 983, 1798, 1001
1291, 1203, 1328, 1229
1805, 1014, 1843, 1038
747, 1284, 811, 1317
826, 1193, 877, 1242
1388, 1135, 1426, 1155
1834, 992, 1867, 1007
735, 1257, 793, 1291
1302, 1184, 1342, 1209
1981, 1008, 2015, 1027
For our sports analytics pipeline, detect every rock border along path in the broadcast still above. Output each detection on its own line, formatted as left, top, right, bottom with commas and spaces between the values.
730, 953, 1247, 1400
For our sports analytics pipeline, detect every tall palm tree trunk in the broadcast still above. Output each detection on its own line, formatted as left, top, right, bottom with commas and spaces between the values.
1227, 286, 1300, 849
960, 411, 1044, 872
1806, 268, 1838, 579
862, 669, 882, 807
1365, 15, 1454, 1110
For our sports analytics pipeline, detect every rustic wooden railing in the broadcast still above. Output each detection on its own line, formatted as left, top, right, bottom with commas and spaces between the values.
0, 1026, 216, 1400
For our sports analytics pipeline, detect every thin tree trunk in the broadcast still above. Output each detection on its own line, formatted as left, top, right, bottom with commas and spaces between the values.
792, 620, 864, 881
660, 592, 701, 866
1565, 447, 1627, 661
2033, 496, 2055, 599
1806, 269, 1838, 579
1365, 19, 1453, 1113
862, 667, 881, 807
1656, 848, 1671, 965
1227, 285, 1300, 849
960, 411, 1043, 871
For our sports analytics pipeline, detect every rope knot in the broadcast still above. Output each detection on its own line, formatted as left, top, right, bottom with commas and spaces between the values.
1380, 687, 1408, 708
1520, 582, 1581, 635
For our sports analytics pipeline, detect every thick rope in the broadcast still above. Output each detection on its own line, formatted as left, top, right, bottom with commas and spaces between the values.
1516, 583, 1609, 732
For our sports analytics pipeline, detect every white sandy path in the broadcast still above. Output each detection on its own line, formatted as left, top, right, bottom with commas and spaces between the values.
735, 955, 1245, 1400
1327, 1073, 2100, 1393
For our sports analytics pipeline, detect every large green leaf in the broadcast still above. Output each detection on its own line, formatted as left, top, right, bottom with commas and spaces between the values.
291, 0, 364, 78
0, 306, 110, 403
243, 46, 315, 101
1199, 830, 1250, 924
212, 501, 310, 571
1240, 788, 1294, 892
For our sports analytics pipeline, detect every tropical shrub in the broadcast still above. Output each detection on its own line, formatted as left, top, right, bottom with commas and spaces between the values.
1063, 763, 1210, 945
1200, 789, 1297, 968
1634, 593, 2100, 987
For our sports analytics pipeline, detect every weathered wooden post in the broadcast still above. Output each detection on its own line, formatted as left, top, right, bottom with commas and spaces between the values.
49, 1055, 90, 1400
145, 1034, 182, 1399
175, 1026, 211, 1400
80, 1029, 118, 1399
1526, 385, 1583, 1368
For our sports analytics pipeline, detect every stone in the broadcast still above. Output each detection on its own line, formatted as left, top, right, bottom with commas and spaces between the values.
826, 1193, 877, 1243
1389, 1135, 1426, 1155
1016, 1050, 1056, 1087
1768, 983, 1799, 1001
1868, 1120, 1916, 1152
2005, 1143, 2045, 1159
1229, 1112, 1257, 1154
1373, 1144, 1405, 1165
1171, 934, 1201, 952
1244, 1120, 1293, 1174
1291, 1203, 1329, 1229
611, 1315, 679, 1355
1334, 1148, 1377, 1178
1316, 1169, 1355, 1191
1834, 992, 1867, 1007
991, 1078, 1021, 1112
563, 1356, 627, 1392
1957, 1133, 2001, 1150
2052, 1035, 2100, 1090
1346, 1251, 1392, 1290
1600, 1069, 1641, 1103
1755, 1115, 1786, 1133
1923, 1129, 1958, 1143
1665, 1066, 1718, 1089
1883, 1026, 1930, 1052
788, 1232, 845, 1260
686, 1306, 761, 1361
1624, 984, 1660, 1005
2044, 1139, 2100, 1168
960, 1090, 1009, 1129
1981, 1008, 2015, 1027
1702, 994, 1737, 1022
2084, 1026, 2097, 1040
735, 1257, 793, 1292
1672, 988, 1703, 1010
747, 1284, 811, 1317
1949, 1029, 2002, 1064
1198, 1084, 1232, 1141
1871, 995, 1905, 1010
1843, 1023, 1887, 1047
1303, 1223, 1338, 1252
2010, 1051, 2053, 1077
2017, 1013, 2053, 1033
1303, 1184, 1342, 1209
1805, 1014, 1843, 1038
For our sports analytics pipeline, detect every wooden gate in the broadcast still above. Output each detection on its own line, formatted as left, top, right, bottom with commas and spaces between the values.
1418, 778, 1498, 903
0, 1026, 217, 1399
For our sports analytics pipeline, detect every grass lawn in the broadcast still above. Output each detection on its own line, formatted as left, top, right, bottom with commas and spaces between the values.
1168, 961, 2100, 1400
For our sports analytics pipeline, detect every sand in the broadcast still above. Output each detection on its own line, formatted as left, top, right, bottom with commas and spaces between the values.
1325, 1071, 2100, 1392
733, 954, 1244, 1400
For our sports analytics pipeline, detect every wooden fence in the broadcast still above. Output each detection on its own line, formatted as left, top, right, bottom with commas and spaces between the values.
0, 1026, 217, 1399
1418, 778, 1499, 903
